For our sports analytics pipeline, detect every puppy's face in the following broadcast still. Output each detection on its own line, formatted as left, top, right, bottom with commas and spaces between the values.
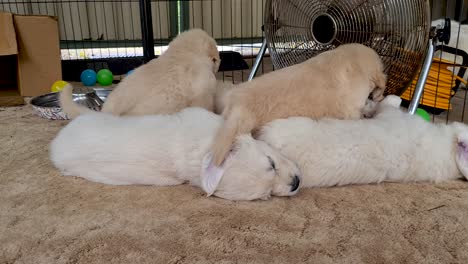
201, 135, 302, 201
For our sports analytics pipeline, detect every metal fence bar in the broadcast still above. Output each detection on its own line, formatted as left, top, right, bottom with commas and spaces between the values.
139, 0, 155, 61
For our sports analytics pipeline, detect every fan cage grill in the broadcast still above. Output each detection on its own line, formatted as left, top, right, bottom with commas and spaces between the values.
264, 0, 431, 96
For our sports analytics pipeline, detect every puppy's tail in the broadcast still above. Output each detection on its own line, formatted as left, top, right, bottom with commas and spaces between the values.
211, 106, 256, 166
59, 84, 94, 119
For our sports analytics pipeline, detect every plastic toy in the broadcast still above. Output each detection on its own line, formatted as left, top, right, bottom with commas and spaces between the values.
51, 80, 68, 92
127, 69, 135, 75
415, 108, 431, 122
97, 69, 113, 86
80, 69, 97, 86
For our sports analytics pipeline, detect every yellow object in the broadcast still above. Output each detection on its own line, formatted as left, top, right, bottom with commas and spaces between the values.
51, 80, 68, 92
400, 58, 467, 110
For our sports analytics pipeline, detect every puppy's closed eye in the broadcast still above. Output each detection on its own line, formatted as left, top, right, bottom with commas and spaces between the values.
212, 58, 218, 64
267, 156, 276, 171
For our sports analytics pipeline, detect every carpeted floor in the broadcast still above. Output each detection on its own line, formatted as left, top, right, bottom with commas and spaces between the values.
2, 105, 468, 264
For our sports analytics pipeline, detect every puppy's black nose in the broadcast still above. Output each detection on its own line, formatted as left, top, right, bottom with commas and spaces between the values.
290, 175, 301, 192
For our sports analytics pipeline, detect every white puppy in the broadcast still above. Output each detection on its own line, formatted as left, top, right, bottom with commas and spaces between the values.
62, 29, 221, 119
49, 107, 301, 201
259, 95, 468, 187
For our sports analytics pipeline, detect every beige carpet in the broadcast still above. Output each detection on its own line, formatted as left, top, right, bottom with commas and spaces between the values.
2, 105, 468, 264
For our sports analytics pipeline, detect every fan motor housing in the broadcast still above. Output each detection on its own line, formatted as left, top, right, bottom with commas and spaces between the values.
311, 14, 337, 45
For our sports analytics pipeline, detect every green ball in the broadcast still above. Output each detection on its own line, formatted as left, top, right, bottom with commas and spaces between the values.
415, 108, 430, 122
97, 69, 113, 86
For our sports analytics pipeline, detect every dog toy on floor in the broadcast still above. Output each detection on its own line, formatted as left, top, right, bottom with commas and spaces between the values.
416, 108, 431, 122
50, 80, 68, 93
80, 69, 97, 86
97, 69, 113, 86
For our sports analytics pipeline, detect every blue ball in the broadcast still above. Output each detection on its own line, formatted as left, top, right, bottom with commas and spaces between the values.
80, 69, 97, 86
127, 69, 135, 76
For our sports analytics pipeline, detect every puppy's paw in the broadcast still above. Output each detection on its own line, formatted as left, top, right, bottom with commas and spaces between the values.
361, 99, 378, 118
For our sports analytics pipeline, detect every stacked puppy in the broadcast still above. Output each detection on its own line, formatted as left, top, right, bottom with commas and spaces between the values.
50, 29, 468, 201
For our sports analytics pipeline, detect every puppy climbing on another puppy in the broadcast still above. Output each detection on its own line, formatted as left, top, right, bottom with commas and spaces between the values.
210, 43, 387, 166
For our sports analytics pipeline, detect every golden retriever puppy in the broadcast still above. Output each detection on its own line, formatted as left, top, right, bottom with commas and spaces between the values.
214, 80, 236, 114
210, 43, 387, 166
86, 29, 220, 118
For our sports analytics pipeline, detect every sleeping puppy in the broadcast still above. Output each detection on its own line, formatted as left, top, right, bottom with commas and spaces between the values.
50, 93, 302, 201
210, 43, 387, 166
259, 95, 468, 187
63, 28, 221, 119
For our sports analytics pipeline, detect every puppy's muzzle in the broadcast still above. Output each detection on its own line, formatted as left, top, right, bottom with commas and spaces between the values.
290, 175, 301, 192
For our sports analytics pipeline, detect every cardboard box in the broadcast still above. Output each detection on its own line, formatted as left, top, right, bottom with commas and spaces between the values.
0, 12, 62, 106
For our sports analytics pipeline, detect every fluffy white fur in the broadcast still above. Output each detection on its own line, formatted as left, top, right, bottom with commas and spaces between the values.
62, 29, 221, 119
49, 107, 302, 201
259, 95, 468, 188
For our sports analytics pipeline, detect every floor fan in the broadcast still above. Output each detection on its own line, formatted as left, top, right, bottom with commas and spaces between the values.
249, 0, 451, 114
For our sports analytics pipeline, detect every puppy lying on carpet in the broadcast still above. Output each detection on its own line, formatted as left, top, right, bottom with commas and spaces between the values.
259, 95, 468, 187
50, 101, 301, 201
210, 43, 387, 166
63, 29, 220, 119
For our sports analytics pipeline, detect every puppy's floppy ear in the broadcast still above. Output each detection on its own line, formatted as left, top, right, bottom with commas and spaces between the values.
371, 71, 387, 89
374, 72, 387, 89
455, 134, 468, 179
200, 153, 226, 196
457, 135, 468, 159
